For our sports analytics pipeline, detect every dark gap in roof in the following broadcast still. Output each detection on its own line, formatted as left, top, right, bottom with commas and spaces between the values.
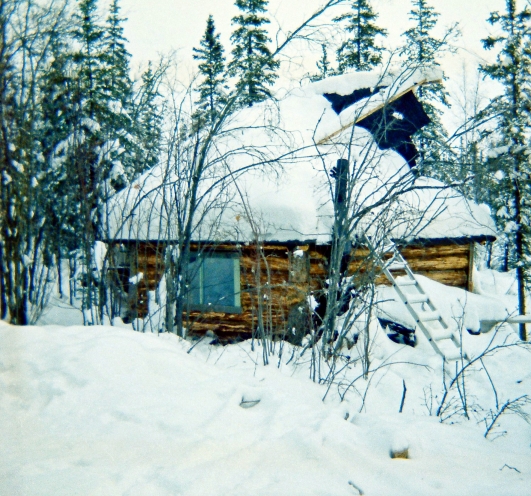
355, 90, 430, 169
323, 85, 387, 114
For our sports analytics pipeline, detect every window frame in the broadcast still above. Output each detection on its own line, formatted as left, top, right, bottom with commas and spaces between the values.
186, 251, 242, 314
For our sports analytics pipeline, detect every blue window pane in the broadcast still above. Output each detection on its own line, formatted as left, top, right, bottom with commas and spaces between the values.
187, 256, 201, 305
203, 257, 235, 307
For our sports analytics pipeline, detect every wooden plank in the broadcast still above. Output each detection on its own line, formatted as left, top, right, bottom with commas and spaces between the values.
317, 79, 441, 145
468, 243, 474, 293
407, 256, 469, 271
399, 244, 470, 258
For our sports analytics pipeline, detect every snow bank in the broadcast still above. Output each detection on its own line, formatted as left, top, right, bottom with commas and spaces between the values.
377, 274, 513, 336
1, 317, 530, 495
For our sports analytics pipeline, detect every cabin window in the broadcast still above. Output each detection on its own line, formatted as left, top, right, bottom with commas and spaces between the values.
186, 252, 241, 313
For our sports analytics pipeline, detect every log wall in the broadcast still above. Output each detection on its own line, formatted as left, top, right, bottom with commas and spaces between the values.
109, 239, 475, 338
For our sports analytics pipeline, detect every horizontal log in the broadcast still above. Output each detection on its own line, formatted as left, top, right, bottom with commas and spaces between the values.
377, 270, 467, 288
400, 244, 470, 258
408, 256, 469, 271
348, 255, 469, 272
349, 244, 470, 261
240, 255, 291, 272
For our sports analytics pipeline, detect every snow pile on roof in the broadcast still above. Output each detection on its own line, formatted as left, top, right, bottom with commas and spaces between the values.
308, 66, 442, 97
380, 177, 497, 241
106, 69, 495, 243
2, 300, 530, 495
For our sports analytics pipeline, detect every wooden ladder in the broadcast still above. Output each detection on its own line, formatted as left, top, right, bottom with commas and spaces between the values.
364, 235, 463, 361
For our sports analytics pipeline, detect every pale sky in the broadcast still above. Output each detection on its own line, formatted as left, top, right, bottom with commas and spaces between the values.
119, 0, 506, 127
120, 0, 503, 69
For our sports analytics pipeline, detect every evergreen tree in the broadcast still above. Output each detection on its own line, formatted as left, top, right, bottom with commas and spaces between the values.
73, 0, 106, 121
481, 0, 531, 340
193, 15, 227, 129
40, 36, 80, 259
132, 62, 165, 174
101, 0, 134, 190
311, 44, 333, 81
334, 0, 387, 73
0, 0, 71, 323
102, 0, 132, 104
228, 0, 279, 106
401, 0, 454, 177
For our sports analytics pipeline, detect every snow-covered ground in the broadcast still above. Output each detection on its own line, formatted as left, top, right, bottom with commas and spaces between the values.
1, 272, 531, 495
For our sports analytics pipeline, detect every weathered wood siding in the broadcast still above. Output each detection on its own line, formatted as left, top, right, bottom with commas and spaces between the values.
186, 244, 314, 338
348, 243, 473, 290
110, 240, 475, 337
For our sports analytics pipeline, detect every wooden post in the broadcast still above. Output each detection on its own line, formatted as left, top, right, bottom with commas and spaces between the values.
467, 243, 475, 293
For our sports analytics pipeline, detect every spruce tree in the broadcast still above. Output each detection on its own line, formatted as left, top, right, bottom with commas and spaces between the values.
481, 0, 531, 340
132, 62, 164, 174
101, 0, 134, 190
401, 0, 454, 177
40, 37, 81, 261
334, 0, 387, 73
0, 0, 72, 323
193, 15, 227, 129
102, 0, 132, 104
228, 0, 279, 106
311, 44, 333, 81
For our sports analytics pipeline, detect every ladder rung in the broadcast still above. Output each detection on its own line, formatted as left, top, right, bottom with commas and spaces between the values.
405, 294, 429, 304
418, 311, 440, 322
365, 233, 460, 361
443, 350, 462, 361
432, 330, 456, 341
396, 279, 417, 287
387, 262, 407, 270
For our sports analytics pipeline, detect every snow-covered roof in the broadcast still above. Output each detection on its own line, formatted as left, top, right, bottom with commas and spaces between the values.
105, 69, 496, 245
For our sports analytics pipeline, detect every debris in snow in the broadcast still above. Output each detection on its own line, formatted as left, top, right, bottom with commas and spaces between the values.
3, 291, 531, 496
239, 398, 261, 408
390, 447, 409, 459
348, 480, 364, 495
390, 435, 410, 459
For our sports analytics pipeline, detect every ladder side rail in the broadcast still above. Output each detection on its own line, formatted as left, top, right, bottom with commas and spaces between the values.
364, 234, 459, 359
382, 266, 447, 357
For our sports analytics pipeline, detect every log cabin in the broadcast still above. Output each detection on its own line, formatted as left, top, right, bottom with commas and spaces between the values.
104, 69, 496, 340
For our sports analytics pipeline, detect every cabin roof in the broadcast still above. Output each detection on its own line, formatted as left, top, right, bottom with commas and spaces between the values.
105, 69, 496, 245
